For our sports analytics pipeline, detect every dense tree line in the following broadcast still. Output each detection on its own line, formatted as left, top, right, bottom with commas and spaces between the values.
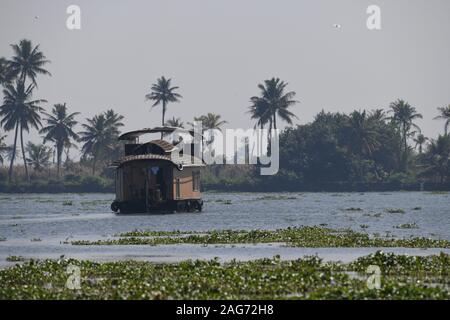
0, 39, 449, 192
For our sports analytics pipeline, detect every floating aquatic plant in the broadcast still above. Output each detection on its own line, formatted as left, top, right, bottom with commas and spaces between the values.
394, 223, 419, 229
6, 255, 25, 262
71, 226, 450, 249
0, 252, 447, 300
385, 208, 405, 214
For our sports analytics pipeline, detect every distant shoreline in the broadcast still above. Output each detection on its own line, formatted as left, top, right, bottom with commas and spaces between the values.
0, 181, 449, 194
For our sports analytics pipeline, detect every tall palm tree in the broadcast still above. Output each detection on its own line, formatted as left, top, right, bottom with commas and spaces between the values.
145, 76, 182, 137
78, 114, 111, 174
389, 99, 422, 170
0, 82, 46, 182
25, 142, 52, 172
251, 78, 298, 131
8, 39, 51, 87
248, 96, 273, 153
434, 105, 450, 135
165, 116, 184, 128
40, 103, 79, 177
413, 133, 428, 154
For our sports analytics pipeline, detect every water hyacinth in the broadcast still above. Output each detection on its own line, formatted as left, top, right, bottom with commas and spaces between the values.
72, 226, 450, 248
0, 252, 448, 300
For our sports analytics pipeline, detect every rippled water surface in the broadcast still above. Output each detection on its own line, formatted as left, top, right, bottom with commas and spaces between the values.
0, 192, 449, 266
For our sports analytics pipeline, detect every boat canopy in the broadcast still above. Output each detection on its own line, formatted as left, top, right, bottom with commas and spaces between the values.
118, 126, 200, 141
110, 154, 205, 168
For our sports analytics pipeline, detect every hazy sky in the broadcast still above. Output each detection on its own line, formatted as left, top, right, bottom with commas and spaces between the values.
1, 0, 450, 154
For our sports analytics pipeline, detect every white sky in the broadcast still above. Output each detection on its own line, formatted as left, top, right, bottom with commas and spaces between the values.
1, 0, 450, 157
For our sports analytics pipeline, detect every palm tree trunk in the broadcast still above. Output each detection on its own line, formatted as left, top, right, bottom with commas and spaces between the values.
402, 126, 408, 171
260, 123, 263, 156
57, 142, 63, 178
267, 120, 273, 156
20, 126, 29, 182
161, 101, 166, 139
8, 123, 19, 182
92, 156, 96, 175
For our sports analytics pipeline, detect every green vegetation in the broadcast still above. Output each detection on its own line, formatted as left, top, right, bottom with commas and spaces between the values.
1, 39, 450, 193
40, 103, 79, 177
254, 195, 298, 201
71, 226, 450, 248
345, 207, 363, 211
6, 255, 25, 262
394, 223, 419, 229
0, 252, 448, 299
0, 174, 113, 193
385, 208, 405, 214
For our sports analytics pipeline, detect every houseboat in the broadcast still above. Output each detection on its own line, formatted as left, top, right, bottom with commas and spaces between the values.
110, 127, 205, 213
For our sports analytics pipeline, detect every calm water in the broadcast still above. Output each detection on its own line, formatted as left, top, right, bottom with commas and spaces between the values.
0, 192, 449, 266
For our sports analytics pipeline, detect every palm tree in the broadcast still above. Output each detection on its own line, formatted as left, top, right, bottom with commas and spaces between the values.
413, 133, 428, 154
434, 105, 450, 135
63, 139, 78, 163
251, 78, 298, 131
104, 109, 125, 159
8, 39, 51, 87
423, 135, 450, 183
0, 82, 46, 182
368, 109, 387, 122
346, 110, 381, 156
25, 142, 52, 172
163, 117, 184, 141
78, 114, 111, 174
145, 76, 182, 137
389, 99, 422, 170
104, 109, 124, 133
40, 103, 79, 177
248, 96, 271, 130
192, 113, 227, 131
0, 58, 15, 86
165, 116, 184, 128
189, 113, 227, 146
